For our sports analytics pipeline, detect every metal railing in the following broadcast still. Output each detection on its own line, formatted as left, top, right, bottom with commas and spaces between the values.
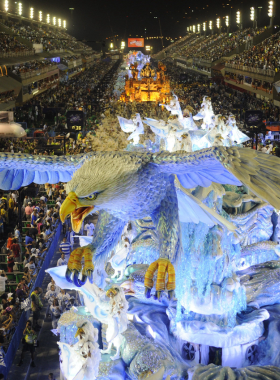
16, 65, 58, 79
225, 63, 275, 77
0, 50, 34, 58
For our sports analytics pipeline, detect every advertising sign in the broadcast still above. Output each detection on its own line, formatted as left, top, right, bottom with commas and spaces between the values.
66, 111, 84, 131
245, 110, 263, 126
128, 38, 144, 48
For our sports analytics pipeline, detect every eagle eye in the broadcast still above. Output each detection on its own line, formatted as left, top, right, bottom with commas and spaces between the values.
85, 192, 98, 201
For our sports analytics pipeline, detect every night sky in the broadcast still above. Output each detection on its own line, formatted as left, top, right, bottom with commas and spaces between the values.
26, 0, 278, 51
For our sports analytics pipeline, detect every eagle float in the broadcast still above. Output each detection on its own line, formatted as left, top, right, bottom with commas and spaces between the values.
1, 147, 280, 300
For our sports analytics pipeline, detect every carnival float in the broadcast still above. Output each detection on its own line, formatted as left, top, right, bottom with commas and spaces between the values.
1, 54, 280, 380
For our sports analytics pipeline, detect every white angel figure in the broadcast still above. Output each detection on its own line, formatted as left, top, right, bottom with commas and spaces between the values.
117, 113, 144, 145
58, 319, 101, 380
47, 266, 128, 361
109, 238, 130, 280
160, 94, 183, 121
226, 114, 250, 145
177, 132, 193, 152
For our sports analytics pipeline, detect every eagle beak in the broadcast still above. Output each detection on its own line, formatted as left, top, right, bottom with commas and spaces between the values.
60, 191, 94, 233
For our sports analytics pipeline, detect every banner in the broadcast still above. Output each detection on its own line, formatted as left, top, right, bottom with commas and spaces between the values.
66, 110, 84, 131
128, 38, 144, 48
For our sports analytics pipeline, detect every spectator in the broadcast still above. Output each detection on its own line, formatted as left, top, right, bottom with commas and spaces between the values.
25, 232, 34, 250
25, 202, 32, 220
45, 285, 59, 305
57, 253, 67, 266
57, 289, 70, 311
30, 287, 43, 330
6, 233, 13, 250
50, 298, 61, 329
84, 221, 95, 236
16, 283, 26, 302
10, 238, 21, 262
59, 237, 71, 257
7, 251, 14, 273
25, 258, 36, 273
17, 320, 36, 367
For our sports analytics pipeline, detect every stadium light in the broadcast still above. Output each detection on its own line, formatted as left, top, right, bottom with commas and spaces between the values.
4, 0, 8, 12
47, 14, 50, 24
209, 20, 213, 30
192, 25, 196, 33
268, 1, 274, 17
216, 17, 220, 29
197, 24, 200, 33
18, 2, 22, 15
250, 7, 255, 21
203, 22, 206, 31
225, 15, 229, 27
58, 18, 61, 27
63, 20, 66, 28
146, 45, 151, 51
53, 16, 56, 26
39, 11, 42, 22
30, 7, 34, 19
236, 10, 242, 28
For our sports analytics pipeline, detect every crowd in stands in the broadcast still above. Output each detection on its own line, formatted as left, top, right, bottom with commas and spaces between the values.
228, 31, 280, 72
11, 59, 115, 129
1, 19, 90, 52
0, 183, 64, 358
0, 32, 32, 54
0, 90, 17, 105
160, 28, 266, 63
153, 34, 196, 58
9, 60, 56, 76
195, 28, 266, 62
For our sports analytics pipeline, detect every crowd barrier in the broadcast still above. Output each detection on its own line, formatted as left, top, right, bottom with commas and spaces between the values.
1, 223, 62, 378
225, 63, 275, 77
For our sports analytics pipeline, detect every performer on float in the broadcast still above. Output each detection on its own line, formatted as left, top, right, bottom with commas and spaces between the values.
117, 113, 144, 145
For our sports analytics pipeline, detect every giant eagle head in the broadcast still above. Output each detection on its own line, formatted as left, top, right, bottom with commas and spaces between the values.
60, 153, 145, 232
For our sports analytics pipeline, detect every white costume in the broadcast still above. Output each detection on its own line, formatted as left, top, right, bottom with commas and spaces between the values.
117, 113, 144, 145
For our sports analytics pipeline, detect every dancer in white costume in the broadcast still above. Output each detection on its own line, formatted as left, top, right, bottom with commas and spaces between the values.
227, 114, 250, 144
58, 319, 101, 380
117, 113, 144, 145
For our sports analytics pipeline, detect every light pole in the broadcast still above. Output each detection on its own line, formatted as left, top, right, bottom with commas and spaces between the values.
268, 1, 274, 27
225, 16, 229, 33
216, 18, 220, 33
209, 20, 213, 35
236, 10, 242, 30
250, 7, 256, 29
203, 22, 206, 35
